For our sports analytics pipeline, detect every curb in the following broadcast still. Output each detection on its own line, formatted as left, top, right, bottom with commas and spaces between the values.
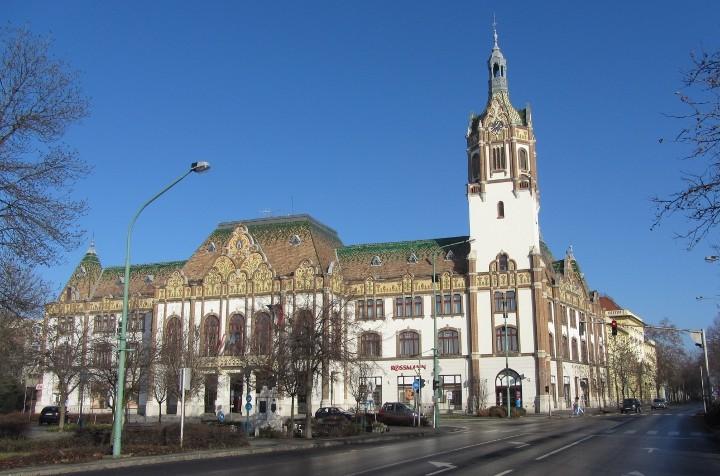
0, 429, 441, 476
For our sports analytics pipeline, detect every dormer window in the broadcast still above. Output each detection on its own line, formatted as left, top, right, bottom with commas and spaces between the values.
407, 252, 418, 264
444, 250, 454, 261
289, 234, 302, 246
145, 274, 154, 284
370, 256, 382, 267
499, 254, 509, 272
207, 242, 216, 253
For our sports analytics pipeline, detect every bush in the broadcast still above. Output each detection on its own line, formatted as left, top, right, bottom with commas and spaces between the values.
487, 406, 507, 418
258, 425, 284, 438
0, 412, 30, 438
476, 408, 490, 417
73, 425, 113, 447
161, 423, 248, 449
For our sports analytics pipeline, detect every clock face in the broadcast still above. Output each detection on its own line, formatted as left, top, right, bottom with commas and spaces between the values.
490, 120, 504, 135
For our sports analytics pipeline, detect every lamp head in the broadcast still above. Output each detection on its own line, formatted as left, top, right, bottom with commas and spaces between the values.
191, 161, 211, 173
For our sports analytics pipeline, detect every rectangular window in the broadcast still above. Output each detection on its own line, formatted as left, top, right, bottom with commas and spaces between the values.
405, 297, 412, 316
443, 294, 452, 315
376, 299, 384, 318
436, 295, 442, 315
395, 298, 404, 317
366, 299, 375, 319
356, 300, 365, 319
453, 294, 462, 314
414, 297, 423, 317
440, 375, 462, 410
548, 302, 554, 322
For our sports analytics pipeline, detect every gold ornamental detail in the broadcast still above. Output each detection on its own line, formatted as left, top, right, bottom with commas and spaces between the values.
294, 260, 315, 291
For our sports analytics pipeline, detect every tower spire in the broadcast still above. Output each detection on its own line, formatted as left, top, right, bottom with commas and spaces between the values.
492, 14, 498, 49
488, 17, 508, 97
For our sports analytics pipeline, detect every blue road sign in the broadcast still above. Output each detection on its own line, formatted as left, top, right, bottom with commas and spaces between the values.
413, 379, 420, 391
245, 402, 252, 412
246, 395, 252, 402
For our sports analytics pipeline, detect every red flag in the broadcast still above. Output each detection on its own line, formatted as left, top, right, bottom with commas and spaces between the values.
275, 303, 285, 327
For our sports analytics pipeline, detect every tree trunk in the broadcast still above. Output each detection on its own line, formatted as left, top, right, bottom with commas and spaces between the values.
58, 399, 67, 432
289, 395, 295, 438
304, 370, 313, 439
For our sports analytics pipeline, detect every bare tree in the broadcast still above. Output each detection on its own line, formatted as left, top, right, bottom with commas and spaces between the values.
43, 321, 87, 431
607, 333, 641, 404
0, 26, 90, 266
87, 331, 149, 420
653, 49, 720, 247
346, 359, 374, 415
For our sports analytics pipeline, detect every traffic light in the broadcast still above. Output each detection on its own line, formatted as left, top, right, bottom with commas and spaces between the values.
433, 379, 439, 391
420, 378, 426, 389
611, 319, 617, 336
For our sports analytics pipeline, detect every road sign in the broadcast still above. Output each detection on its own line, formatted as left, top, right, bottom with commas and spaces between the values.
245, 402, 252, 412
413, 379, 420, 391
246, 395, 252, 402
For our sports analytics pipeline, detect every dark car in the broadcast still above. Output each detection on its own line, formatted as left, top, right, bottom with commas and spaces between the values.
314, 406, 353, 423
651, 398, 668, 409
620, 398, 642, 414
378, 402, 429, 426
38, 406, 69, 425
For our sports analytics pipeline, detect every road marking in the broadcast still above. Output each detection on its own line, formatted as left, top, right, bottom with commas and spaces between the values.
345, 433, 526, 476
508, 441, 529, 448
668, 431, 679, 436
643, 448, 658, 454
646, 430, 657, 435
605, 429, 616, 433
624, 430, 636, 434
426, 461, 456, 476
494, 471, 514, 476
535, 435, 595, 461
691, 432, 703, 436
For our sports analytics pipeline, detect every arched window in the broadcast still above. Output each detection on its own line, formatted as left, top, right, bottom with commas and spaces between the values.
439, 329, 460, 355
453, 294, 463, 314
360, 332, 381, 357
254, 312, 272, 355
497, 201, 505, 219
549, 333, 555, 357
228, 314, 245, 356
495, 326, 518, 352
571, 338, 579, 361
498, 254, 509, 271
471, 154, 480, 180
165, 316, 181, 350
202, 315, 220, 357
399, 331, 420, 357
519, 148, 529, 171
414, 297, 423, 317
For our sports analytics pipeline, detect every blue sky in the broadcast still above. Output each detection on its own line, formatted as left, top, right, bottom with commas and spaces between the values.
6, 0, 720, 333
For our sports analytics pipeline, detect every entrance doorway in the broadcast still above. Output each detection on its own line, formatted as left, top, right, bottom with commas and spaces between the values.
230, 374, 244, 414
204, 374, 218, 414
495, 369, 522, 407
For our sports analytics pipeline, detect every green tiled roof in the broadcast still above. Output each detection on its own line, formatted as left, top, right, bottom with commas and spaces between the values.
338, 236, 469, 262
552, 259, 581, 275
102, 260, 187, 277
212, 214, 342, 245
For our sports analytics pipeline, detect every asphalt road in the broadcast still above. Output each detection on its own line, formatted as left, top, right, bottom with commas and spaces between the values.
78, 403, 719, 476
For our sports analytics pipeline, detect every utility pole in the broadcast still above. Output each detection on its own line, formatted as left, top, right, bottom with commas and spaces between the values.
504, 293, 511, 419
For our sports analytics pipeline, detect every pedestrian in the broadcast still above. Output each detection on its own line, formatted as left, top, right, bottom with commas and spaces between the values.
573, 397, 580, 416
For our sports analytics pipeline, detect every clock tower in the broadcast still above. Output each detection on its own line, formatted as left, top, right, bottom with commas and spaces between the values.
465, 25, 540, 270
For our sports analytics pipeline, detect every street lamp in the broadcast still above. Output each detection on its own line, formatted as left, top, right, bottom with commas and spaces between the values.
112, 161, 210, 458
500, 292, 512, 419
430, 238, 473, 430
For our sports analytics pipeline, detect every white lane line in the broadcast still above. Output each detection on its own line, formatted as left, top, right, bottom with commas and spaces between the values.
535, 435, 595, 461
668, 431, 679, 436
624, 430, 636, 434
494, 471, 514, 476
646, 430, 657, 435
691, 432, 703, 436
345, 433, 526, 476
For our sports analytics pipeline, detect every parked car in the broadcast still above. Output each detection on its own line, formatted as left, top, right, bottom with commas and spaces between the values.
378, 402, 429, 426
314, 406, 353, 423
620, 398, 642, 414
651, 398, 668, 409
38, 406, 69, 425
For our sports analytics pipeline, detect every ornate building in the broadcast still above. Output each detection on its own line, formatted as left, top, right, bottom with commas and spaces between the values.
38, 27, 609, 418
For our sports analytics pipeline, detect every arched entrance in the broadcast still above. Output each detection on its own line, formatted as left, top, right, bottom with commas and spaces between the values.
495, 369, 522, 408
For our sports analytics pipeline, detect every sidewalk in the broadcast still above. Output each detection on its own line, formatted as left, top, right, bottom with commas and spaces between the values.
0, 425, 449, 476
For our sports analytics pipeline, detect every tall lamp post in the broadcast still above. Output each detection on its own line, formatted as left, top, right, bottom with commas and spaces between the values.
502, 293, 511, 418
112, 161, 210, 458
431, 238, 472, 429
